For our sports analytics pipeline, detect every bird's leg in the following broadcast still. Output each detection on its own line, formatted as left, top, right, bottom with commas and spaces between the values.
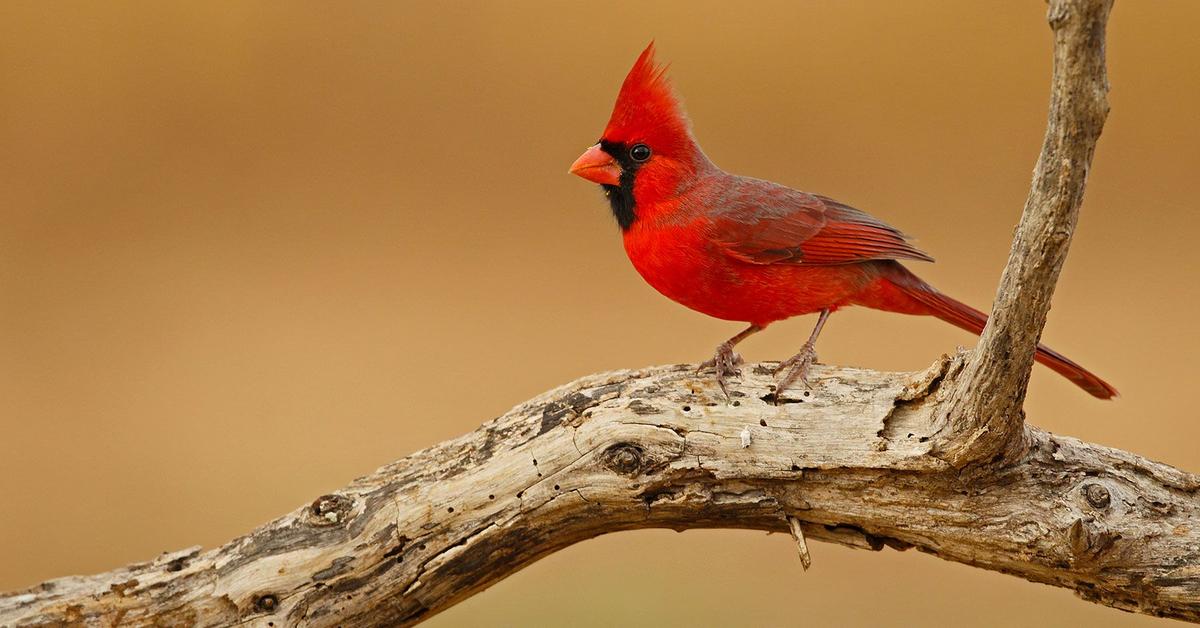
775, 309, 831, 397
699, 324, 764, 400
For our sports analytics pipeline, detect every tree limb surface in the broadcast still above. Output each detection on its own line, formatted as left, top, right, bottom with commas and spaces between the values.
937, 0, 1115, 467
1, 360, 1198, 626
7, 0, 1193, 626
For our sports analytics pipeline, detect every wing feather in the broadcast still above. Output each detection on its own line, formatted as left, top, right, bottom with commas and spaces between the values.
708, 180, 933, 266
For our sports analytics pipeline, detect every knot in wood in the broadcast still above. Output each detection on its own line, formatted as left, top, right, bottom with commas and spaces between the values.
254, 593, 279, 613
1082, 483, 1111, 509
601, 444, 643, 476
307, 493, 354, 527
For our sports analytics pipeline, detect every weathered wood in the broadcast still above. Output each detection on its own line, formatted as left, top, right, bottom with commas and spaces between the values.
938, 0, 1115, 467
1, 359, 1197, 626
5, 1, 1185, 626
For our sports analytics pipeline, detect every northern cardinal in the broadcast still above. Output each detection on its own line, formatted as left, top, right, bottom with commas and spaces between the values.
570, 44, 1116, 400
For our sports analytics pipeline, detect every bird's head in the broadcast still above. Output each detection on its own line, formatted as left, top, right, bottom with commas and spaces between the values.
570, 43, 713, 230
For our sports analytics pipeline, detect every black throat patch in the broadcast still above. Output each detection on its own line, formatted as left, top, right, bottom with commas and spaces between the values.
598, 140, 641, 231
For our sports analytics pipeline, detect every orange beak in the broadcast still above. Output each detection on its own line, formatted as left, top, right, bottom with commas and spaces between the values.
569, 143, 621, 186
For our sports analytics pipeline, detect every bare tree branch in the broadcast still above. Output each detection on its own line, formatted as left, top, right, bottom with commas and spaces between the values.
937, 0, 1115, 467
6, 1, 1191, 626
1, 361, 1197, 626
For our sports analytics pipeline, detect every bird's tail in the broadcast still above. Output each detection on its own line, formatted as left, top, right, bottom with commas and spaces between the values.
853, 262, 1117, 399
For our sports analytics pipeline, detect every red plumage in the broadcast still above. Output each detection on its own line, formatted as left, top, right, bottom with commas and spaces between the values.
570, 44, 1116, 399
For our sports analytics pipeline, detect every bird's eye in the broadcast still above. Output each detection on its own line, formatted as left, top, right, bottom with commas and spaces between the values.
629, 144, 652, 162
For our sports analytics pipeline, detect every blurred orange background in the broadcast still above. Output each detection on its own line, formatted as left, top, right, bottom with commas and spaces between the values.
2, 2, 1197, 626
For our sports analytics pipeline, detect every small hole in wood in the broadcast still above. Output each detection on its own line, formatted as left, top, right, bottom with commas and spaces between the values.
254, 594, 279, 614
760, 392, 804, 405
383, 540, 408, 560
554, 484, 560, 490
516, 491, 523, 498
447, 507, 454, 513
682, 405, 691, 412
732, 400, 741, 406
759, 419, 767, 427
488, 494, 495, 500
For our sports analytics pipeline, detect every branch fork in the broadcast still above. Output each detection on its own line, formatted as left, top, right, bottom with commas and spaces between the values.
7, 1, 1195, 626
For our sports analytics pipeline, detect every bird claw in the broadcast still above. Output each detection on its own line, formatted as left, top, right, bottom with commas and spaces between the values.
700, 345, 744, 401
774, 343, 817, 398
699, 350, 743, 372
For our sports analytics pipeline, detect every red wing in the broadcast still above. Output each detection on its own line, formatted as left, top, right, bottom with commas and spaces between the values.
709, 181, 933, 266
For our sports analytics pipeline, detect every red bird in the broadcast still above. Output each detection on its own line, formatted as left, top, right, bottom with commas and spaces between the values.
570, 44, 1116, 400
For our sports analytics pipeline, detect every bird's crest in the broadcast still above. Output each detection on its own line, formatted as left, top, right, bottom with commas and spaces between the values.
602, 43, 690, 146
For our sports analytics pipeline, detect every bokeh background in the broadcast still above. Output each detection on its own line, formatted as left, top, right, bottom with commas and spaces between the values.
2, 2, 1198, 626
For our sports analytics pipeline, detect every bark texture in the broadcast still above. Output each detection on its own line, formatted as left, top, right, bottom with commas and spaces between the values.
6, 0, 1191, 626
1, 359, 1198, 626
937, 0, 1115, 467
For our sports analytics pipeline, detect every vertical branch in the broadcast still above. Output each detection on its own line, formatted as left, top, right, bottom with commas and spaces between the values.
935, 0, 1114, 467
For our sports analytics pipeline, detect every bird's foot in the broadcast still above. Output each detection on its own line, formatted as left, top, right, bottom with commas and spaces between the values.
774, 342, 817, 398
699, 344, 744, 401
